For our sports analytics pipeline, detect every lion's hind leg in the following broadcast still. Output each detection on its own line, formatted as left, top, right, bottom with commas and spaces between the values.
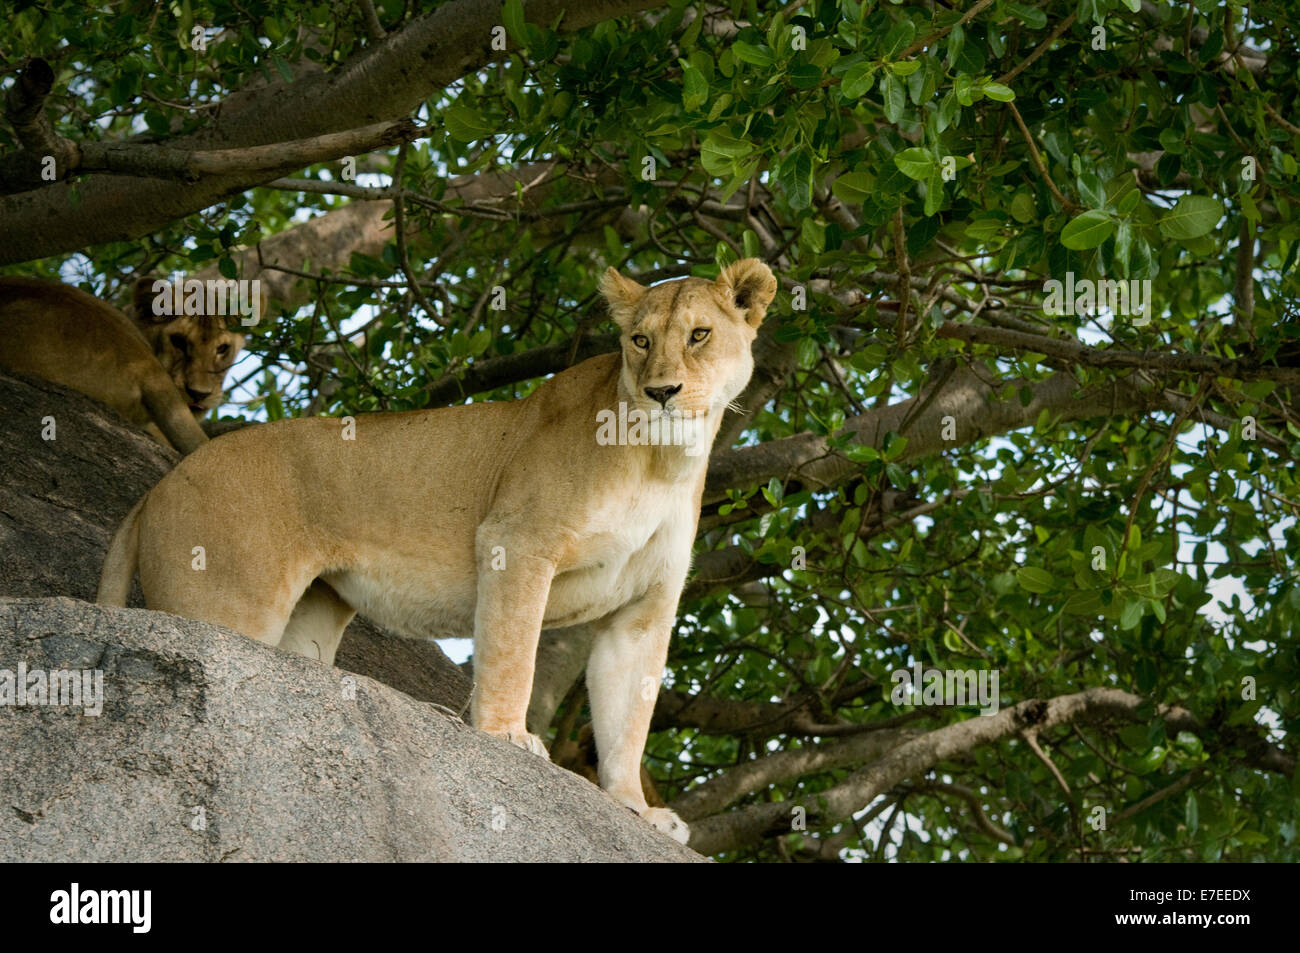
276, 578, 357, 665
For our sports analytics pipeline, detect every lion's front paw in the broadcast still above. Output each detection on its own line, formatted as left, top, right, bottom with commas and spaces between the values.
640, 806, 690, 845
501, 730, 549, 759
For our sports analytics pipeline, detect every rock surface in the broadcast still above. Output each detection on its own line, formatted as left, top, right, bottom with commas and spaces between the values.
0, 598, 700, 861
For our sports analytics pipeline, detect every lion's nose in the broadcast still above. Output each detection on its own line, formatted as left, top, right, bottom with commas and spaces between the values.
186, 387, 211, 405
644, 384, 682, 407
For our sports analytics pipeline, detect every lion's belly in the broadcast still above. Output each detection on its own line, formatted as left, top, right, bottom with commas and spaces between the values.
322, 563, 479, 640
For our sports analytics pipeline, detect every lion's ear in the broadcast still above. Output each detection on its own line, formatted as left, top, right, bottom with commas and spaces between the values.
132, 277, 176, 325
598, 267, 647, 331
717, 258, 777, 328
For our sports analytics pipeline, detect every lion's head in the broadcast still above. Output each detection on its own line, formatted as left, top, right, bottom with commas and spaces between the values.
599, 258, 777, 423
132, 277, 248, 416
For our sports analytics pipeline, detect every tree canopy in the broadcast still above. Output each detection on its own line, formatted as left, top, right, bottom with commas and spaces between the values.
2, 0, 1297, 862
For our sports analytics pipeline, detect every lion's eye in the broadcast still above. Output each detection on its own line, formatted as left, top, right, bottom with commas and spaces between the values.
691, 328, 710, 343
631, 334, 650, 349
169, 333, 189, 353
216, 343, 230, 356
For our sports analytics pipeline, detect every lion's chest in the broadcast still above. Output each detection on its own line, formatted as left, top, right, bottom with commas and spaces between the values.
542, 490, 695, 627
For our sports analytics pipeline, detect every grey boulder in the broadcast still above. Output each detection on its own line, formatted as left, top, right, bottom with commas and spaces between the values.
0, 597, 701, 862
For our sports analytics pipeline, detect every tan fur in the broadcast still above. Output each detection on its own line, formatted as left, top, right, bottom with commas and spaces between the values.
0, 277, 244, 454
97, 259, 778, 844
129, 278, 247, 424
552, 721, 667, 808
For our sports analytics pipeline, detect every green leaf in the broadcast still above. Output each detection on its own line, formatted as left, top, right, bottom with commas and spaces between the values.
144, 109, 170, 135
271, 54, 293, 83
982, 82, 1015, 102
1158, 195, 1224, 240
942, 626, 964, 653
1119, 598, 1143, 630
503, 0, 528, 46
924, 168, 944, 216
1063, 589, 1104, 614
681, 62, 708, 110
1136, 745, 1168, 774
1010, 191, 1036, 223
788, 63, 823, 89
1185, 791, 1199, 833
701, 130, 752, 175
893, 147, 935, 180
840, 62, 877, 98
1060, 209, 1114, 249
1008, 3, 1049, 29
1016, 567, 1054, 594
110, 67, 141, 107
882, 18, 916, 58
702, 130, 753, 158
954, 73, 974, 107
832, 171, 874, 205
946, 23, 965, 67
732, 40, 774, 67
937, 91, 959, 131
778, 147, 813, 210
1135, 568, 1180, 599
882, 73, 906, 123
1158, 127, 1188, 156
444, 103, 496, 142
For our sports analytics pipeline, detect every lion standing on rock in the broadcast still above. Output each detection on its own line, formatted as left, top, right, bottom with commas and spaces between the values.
97, 259, 778, 844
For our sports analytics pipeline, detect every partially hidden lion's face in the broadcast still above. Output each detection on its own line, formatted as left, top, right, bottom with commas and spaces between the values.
132, 278, 247, 416
599, 258, 777, 421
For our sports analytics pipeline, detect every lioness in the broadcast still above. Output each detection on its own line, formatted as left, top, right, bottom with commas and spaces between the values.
98, 259, 777, 844
0, 277, 245, 454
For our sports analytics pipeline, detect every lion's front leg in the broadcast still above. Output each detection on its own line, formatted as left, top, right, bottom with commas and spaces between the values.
470, 547, 555, 758
585, 589, 690, 844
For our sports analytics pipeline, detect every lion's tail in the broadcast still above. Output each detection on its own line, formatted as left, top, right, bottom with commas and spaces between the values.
97, 497, 145, 606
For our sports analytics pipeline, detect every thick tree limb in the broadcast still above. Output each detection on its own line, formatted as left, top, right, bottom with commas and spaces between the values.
1, 112, 423, 194
425, 333, 619, 406
705, 364, 1133, 501
0, 0, 665, 263
703, 359, 1286, 503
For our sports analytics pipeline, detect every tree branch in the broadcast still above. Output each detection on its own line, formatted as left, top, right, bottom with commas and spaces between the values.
670, 725, 923, 821
0, 120, 425, 194
686, 687, 1289, 856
